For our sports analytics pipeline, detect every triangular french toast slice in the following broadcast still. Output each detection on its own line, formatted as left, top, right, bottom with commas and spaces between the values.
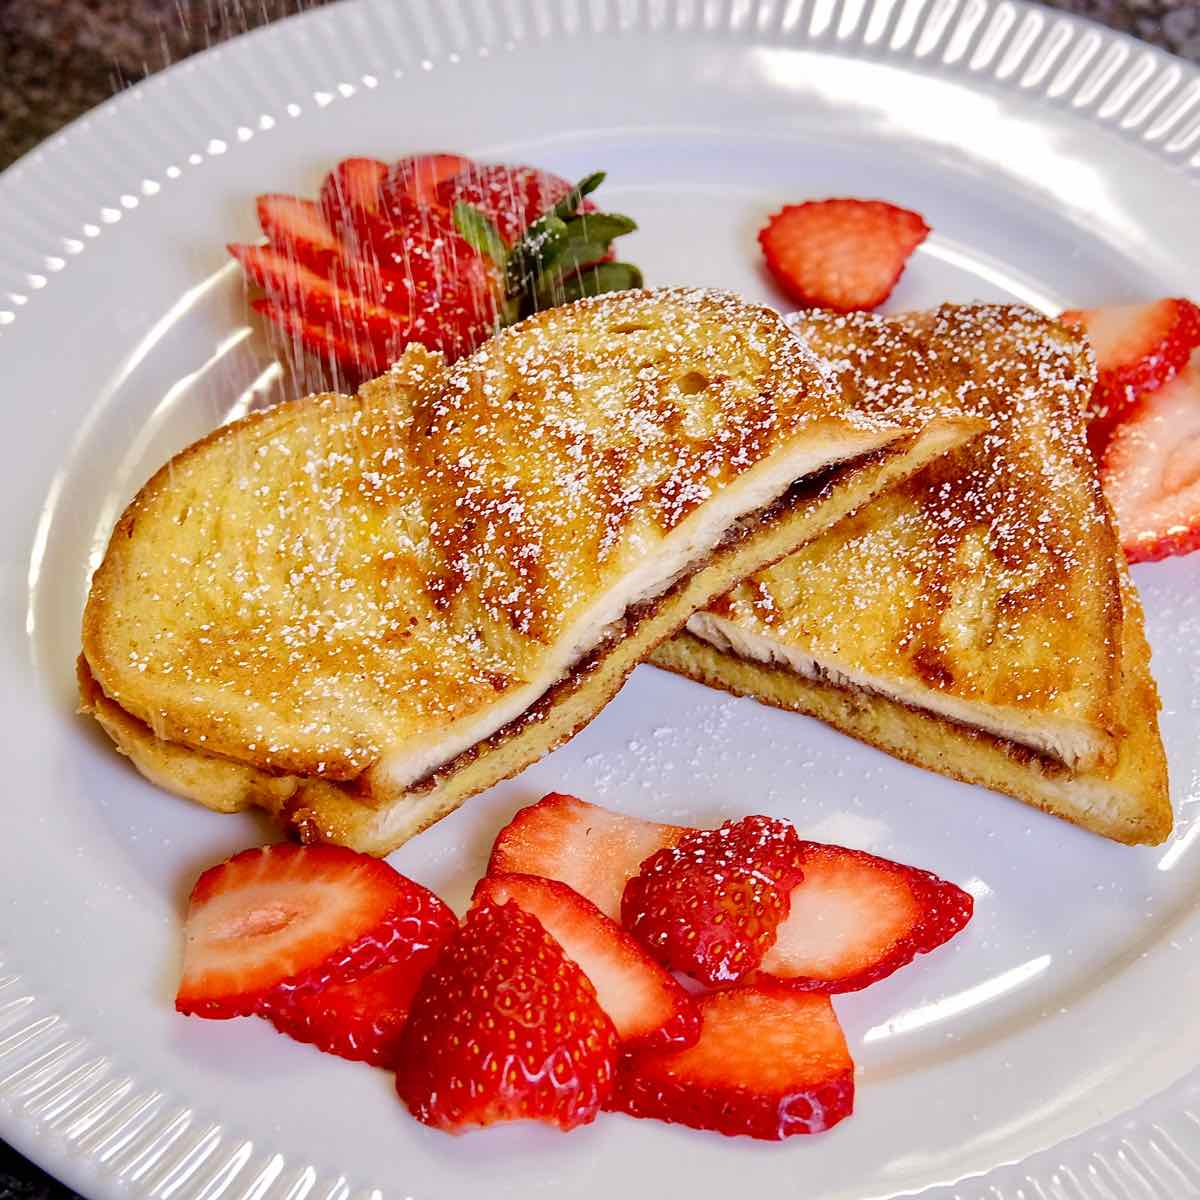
81, 289, 977, 852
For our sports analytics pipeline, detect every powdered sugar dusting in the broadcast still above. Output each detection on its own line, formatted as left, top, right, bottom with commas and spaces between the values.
711, 303, 1124, 723
88, 288, 904, 781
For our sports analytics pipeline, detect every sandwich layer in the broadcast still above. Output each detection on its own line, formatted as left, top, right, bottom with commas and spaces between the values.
652, 600, 1170, 845
84, 289, 907, 793
81, 417, 980, 854
684, 305, 1125, 771
657, 303, 1171, 845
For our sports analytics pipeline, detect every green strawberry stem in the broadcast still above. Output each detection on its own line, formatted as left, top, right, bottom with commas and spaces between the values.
452, 171, 642, 327
504, 214, 569, 297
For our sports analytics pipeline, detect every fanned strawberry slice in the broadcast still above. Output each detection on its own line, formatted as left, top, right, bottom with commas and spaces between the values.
759, 842, 973, 993
475, 873, 699, 1053
396, 900, 619, 1133
252, 299, 383, 377
319, 157, 389, 233
622, 816, 807, 986
1060, 299, 1200, 455
607, 987, 854, 1140
176, 844, 432, 1019
256, 195, 341, 273
387, 153, 474, 206
229, 243, 409, 338
487, 793, 687, 921
1101, 356, 1200, 562
262, 884, 458, 1067
759, 198, 929, 312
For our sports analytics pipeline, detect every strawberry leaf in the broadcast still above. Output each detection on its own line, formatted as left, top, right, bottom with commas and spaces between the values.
505, 214, 569, 297
548, 262, 643, 306
452, 201, 507, 267
563, 213, 636, 242
551, 172, 606, 221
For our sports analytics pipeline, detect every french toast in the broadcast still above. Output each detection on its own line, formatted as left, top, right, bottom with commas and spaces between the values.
81, 288, 977, 854
652, 304, 1171, 845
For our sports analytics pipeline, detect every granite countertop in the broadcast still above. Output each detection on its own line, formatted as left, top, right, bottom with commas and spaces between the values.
2, 1, 1198, 1198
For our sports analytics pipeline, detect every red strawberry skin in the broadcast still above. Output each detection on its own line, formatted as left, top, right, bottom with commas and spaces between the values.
1101, 355, 1200, 562
1060, 299, 1200, 456
262, 882, 458, 1066
252, 298, 382, 378
395, 900, 619, 1133
759, 198, 929, 312
176, 845, 437, 1019
386, 153, 474, 206
622, 816, 806, 987
265, 958, 434, 1068
319, 157, 389, 232
607, 986, 854, 1140
474, 873, 700, 1054
760, 842, 973, 993
359, 220, 499, 359
434, 163, 581, 242
488, 793, 687, 921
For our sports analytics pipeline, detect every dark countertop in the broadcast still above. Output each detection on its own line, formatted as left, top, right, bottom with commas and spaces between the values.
1, 1, 1198, 1198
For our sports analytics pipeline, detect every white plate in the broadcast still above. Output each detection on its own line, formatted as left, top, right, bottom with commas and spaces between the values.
3, 1, 1200, 1197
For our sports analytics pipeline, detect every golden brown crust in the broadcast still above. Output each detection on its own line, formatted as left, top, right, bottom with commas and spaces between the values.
83, 290, 918, 793
702, 305, 1126, 768
80, 418, 979, 854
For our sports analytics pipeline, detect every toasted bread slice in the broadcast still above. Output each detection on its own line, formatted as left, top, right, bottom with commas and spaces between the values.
686, 306, 1126, 769
79, 416, 977, 852
654, 304, 1170, 844
652, 582, 1169, 845
81, 289, 974, 853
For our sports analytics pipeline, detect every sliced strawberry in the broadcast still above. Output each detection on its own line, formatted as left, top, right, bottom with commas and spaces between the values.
474, 873, 699, 1053
176, 844, 431, 1019
758, 198, 929, 312
759, 842, 973, 993
252, 299, 384, 378
229, 243, 409, 339
487, 793, 687, 921
607, 986, 854, 1140
395, 900, 619, 1133
622, 816, 806, 987
435, 163, 583, 243
362, 222, 499, 357
319, 157, 389, 234
256, 194, 341, 274
265, 962, 427, 1068
387, 153, 475, 206
262, 883, 457, 1067
1101, 356, 1200, 562
1060, 299, 1200, 455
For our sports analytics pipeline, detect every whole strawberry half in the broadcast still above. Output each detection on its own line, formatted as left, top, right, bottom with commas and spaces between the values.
395, 899, 619, 1133
759, 198, 929, 312
475, 873, 700, 1054
622, 815, 806, 987
176, 843, 449, 1020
